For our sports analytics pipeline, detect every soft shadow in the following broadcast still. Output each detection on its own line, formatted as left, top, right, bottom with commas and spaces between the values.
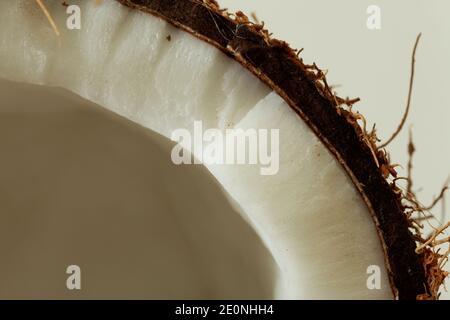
0, 79, 277, 299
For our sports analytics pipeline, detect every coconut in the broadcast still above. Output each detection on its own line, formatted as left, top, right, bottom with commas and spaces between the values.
0, 0, 448, 299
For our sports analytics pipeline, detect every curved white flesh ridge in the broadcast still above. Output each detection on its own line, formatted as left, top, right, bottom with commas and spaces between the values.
0, 0, 392, 299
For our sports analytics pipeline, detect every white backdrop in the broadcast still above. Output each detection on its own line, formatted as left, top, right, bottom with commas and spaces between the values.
220, 0, 450, 299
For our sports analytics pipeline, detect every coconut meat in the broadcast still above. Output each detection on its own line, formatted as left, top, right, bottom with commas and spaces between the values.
0, 0, 392, 299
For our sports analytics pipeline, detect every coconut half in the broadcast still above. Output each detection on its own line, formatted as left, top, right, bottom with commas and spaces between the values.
0, 0, 446, 299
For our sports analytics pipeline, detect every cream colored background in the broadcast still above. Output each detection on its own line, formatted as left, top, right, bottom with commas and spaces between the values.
221, 0, 450, 298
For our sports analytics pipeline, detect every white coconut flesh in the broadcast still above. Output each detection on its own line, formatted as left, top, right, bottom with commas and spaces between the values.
0, 0, 393, 299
